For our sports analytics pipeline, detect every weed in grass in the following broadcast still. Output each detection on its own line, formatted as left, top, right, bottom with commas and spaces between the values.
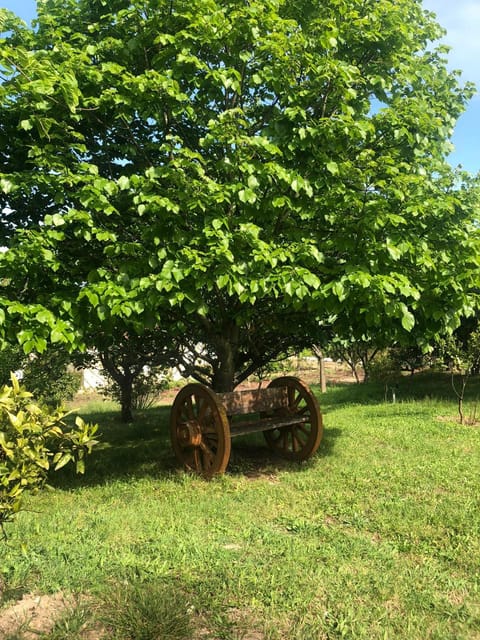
35, 596, 98, 640
100, 579, 193, 640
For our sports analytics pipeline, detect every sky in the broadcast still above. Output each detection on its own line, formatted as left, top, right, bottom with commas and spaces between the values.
2, 0, 480, 175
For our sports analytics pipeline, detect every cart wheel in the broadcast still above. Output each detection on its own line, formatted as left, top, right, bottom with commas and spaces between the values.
170, 384, 231, 478
263, 376, 323, 461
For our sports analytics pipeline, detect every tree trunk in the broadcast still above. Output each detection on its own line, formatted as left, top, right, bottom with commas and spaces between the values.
100, 353, 135, 423
211, 330, 238, 392
119, 375, 134, 423
212, 349, 236, 392
319, 354, 327, 393
311, 345, 327, 393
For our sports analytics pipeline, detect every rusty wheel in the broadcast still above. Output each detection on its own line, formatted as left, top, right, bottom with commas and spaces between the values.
263, 376, 323, 461
170, 384, 231, 478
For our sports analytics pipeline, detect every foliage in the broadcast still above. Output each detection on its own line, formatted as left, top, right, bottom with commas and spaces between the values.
0, 346, 82, 407
79, 328, 178, 422
0, 374, 98, 530
388, 344, 433, 376
367, 350, 401, 382
0, 1, 479, 392
22, 349, 82, 408
368, 345, 434, 381
250, 354, 293, 384
0, 345, 25, 387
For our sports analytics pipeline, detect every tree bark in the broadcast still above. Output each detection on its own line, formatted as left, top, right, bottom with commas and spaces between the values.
212, 342, 236, 392
119, 375, 134, 423
211, 327, 239, 392
311, 345, 327, 393
100, 353, 135, 423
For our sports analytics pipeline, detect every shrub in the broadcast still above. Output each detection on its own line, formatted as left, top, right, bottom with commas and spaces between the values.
0, 345, 26, 387
0, 346, 82, 407
368, 351, 401, 383
22, 349, 82, 407
0, 374, 98, 531
101, 367, 173, 413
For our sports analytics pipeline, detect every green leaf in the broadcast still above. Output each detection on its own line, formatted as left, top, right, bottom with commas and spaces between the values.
303, 272, 320, 289
216, 274, 229, 289
401, 308, 415, 332
117, 175, 130, 190
386, 240, 402, 261
50, 327, 66, 343
35, 309, 53, 324
51, 213, 65, 226
60, 71, 80, 113
233, 281, 245, 296
238, 188, 256, 204
333, 281, 346, 301
53, 452, 73, 471
326, 161, 339, 175
0, 178, 13, 193
19, 119, 33, 131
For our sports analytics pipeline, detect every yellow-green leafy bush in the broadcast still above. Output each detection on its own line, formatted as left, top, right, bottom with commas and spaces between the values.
0, 374, 98, 529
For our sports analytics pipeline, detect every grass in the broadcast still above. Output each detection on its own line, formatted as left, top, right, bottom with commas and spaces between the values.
1, 372, 479, 639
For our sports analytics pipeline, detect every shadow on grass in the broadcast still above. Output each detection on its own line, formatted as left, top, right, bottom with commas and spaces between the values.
52, 404, 175, 489
52, 403, 342, 490
57, 369, 470, 490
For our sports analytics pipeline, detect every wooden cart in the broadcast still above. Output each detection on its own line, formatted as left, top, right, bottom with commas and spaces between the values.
170, 376, 323, 478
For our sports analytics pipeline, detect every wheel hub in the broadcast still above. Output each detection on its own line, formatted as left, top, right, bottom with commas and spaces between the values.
177, 421, 203, 447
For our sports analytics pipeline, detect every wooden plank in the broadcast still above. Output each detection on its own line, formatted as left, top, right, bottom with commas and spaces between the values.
217, 386, 288, 415
230, 414, 309, 437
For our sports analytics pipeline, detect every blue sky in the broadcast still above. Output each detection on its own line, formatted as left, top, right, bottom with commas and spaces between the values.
2, 0, 479, 175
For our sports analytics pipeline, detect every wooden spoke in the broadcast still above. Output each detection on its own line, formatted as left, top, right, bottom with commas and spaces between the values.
170, 384, 231, 478
263, 376, 323, 461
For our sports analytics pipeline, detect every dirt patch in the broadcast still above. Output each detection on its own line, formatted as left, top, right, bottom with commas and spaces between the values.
0, 592, 69, 639
0, 592, 104, 640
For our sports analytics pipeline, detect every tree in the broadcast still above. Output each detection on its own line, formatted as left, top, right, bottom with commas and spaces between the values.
0, 0, 479, 392
326, 338, 381, 383
439, 330, 480, 424
78, 327, 177, 422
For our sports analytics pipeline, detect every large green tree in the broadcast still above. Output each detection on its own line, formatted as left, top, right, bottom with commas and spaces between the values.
0, 0, 479, 391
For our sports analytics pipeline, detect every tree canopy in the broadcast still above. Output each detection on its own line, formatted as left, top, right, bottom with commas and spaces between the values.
0, 0, 479, 391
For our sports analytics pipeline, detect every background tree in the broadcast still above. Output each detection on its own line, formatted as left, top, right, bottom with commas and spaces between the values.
326, 338, 381, 383
0, 0, 479, 392
439, 330, 480, 424
78, 327, 177, 422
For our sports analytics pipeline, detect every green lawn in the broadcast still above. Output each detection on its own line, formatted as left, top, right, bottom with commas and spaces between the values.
1, 373, 479, 639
